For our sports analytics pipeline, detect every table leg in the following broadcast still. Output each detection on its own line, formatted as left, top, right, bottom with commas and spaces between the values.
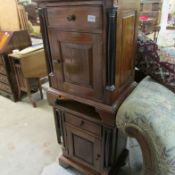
38, 78, 43, 100
26, 79, 37, 108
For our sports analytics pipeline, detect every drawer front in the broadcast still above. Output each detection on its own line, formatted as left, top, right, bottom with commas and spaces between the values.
0, 82, 12, 93
65, 113, 101, 137
0, 74, 9, 84
0, 65, 6, 75
47, 6, 102, 33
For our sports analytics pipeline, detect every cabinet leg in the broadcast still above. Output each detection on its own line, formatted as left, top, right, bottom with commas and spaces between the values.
59, 156, 70, 169
109, 149, 129, 175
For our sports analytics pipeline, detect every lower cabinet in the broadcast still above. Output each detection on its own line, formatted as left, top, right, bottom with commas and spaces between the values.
52, 99, 127, 174
66, 124, 102, 171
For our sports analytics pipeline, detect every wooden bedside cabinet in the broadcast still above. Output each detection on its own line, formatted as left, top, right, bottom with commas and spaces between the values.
38, 0, 140, 105
49, 98, 127, 175
36, 0, 140, 174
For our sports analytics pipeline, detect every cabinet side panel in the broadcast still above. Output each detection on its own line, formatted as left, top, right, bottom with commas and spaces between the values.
116, 11, 137, 87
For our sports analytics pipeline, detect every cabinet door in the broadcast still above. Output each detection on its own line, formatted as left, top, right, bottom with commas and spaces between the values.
48, 30, 103, 100
65, 124, 102, 172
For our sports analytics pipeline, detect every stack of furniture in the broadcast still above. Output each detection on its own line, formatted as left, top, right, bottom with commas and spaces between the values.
36, 0, 140, 174
0, 30, 31, 101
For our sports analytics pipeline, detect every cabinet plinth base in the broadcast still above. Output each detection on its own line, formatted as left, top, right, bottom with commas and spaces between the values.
59, 149, 128, 175
59, 155, 99, 175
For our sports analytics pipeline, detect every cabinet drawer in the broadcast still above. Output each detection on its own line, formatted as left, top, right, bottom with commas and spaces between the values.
0, 65, 6, 75
0, 82, 12, 93
65, 113, 101, 137
0, 74, 9, 84
47, 6, 102, 33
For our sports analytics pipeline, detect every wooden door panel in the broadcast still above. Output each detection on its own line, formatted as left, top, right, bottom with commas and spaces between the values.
66, 124, 101, 171
73, 134, 94, 164
61, 42, 93, 87
116, 11, 137, 87
48, 30, 103, 100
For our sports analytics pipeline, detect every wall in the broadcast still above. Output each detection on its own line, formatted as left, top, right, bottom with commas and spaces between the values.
0, 0, 20, 31
169, 0, 175, 13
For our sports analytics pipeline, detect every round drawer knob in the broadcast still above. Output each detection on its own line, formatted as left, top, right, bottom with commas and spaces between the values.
96, 154, 101, 161
80, 120, 84, 126
67, 15, 76, 21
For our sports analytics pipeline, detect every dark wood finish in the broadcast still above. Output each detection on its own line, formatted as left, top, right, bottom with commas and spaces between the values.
47, 82, 136, 126
106, 7, 117, 91
0, 31, 31, 101
46, 83, 136, 174
47, 6, 102, 33
37, 0, 140, 105
48, 30, 103, 100
52, 99, 128, 175
36, 0, 140, 174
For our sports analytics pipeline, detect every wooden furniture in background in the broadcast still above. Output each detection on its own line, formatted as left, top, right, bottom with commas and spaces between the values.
140, 0, 162, 41
17, 4, 30, 32
24, 4, 38, 25
0, 0, 20, 31
36, 0, 140, 174
9, 49, 47, 107
0, 30, 31, 101
0, 0, 31, 32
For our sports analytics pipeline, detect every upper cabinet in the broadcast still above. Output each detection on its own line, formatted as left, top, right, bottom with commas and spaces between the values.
38, 0, 140, 105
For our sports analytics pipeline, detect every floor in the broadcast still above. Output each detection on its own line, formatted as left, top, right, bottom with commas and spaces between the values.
0, 86, 143, 175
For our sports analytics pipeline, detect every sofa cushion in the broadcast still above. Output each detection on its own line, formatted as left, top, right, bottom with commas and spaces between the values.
116, 76, 175, 175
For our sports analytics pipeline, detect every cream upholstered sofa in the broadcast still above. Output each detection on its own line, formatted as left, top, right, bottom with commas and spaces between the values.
116, 76, 175, 175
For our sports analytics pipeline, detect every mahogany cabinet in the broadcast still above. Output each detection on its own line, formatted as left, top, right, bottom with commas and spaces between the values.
36, 0, 140, 174
37, 0, 140, 105
50, 98, 127, 175
0, 31, 31, 101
